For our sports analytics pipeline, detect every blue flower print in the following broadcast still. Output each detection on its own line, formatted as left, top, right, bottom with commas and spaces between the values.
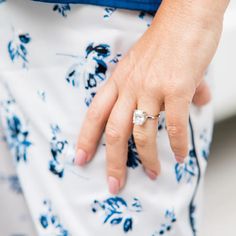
91, 196, 142, 233
5, 114, 32, 162
152, 209, 177, 235
39, 199, 70, 236
53, 4, 71, 17
0, 91, 32, 163
175, 149, 197, 183
103, 7, 116, 19
8, 30, 31, 68
109, 52, 122, 64
60, 42, 111, 106
127, 134, 142, 169
49, 124, 69, 178
0, 0, 6, 4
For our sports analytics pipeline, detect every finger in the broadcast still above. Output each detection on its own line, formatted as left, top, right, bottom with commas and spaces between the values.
133, 95, 161, 180
105, 86, 136, 195
193, 80, 211, 106
75, 79, 118, 166
165, 96, 190, 163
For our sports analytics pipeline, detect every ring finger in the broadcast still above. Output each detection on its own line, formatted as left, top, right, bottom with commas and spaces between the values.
132, 94, 161, 180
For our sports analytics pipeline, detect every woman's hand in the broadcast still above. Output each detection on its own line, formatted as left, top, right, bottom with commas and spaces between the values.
75, 0, 229, 195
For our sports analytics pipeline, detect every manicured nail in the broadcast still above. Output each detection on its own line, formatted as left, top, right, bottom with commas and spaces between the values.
108, 176, 120, 195
144, 168, 157, 180
75, 149, 87, 166
175, 156, 185, 163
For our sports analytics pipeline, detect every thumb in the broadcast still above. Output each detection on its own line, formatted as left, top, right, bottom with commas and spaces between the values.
193, 80, 211, 106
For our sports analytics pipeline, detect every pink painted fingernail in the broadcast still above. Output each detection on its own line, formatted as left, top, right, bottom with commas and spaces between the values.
75, 149, 87, 166
108, 176, 120, 195
144, 168, 157, 180
175, 156, 185, 163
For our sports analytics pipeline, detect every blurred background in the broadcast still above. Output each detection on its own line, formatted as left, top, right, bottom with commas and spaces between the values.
201, 0, 236, 235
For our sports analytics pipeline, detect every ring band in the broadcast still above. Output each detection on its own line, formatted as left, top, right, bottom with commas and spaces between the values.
133, 109, 160, 126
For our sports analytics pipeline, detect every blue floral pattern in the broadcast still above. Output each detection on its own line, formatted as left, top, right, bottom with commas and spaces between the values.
0, 91, 32, 163
61, 43, 112, 106
49, 124, 69, 178
152, 209, 177, 235
103, 7, 116, 19
8, 31, 31, 68
39, 199, 70, 236
91, 196, 142, 233
175, 149, 197, 183
53, 4, 71, 17
127, 134, 142, 169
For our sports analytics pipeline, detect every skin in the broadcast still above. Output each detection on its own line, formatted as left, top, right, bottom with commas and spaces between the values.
75, 0, 230, 195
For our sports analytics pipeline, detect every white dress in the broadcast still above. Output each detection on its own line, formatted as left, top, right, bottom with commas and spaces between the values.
0, 1, 214, 235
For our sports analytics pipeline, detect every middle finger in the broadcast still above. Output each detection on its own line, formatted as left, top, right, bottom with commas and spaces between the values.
133, 94, 161, 180
105, 86, 136, 195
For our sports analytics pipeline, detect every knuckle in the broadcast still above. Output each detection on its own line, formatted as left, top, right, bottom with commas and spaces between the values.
107, 164, 125, 179
142, 157, 157, 168
133, 129, 148, 147
86, 105, 102, 122
105, 124, 122, 145
167, 123, 185, 138
107, 163, 125, 173
172, 144, 188, 157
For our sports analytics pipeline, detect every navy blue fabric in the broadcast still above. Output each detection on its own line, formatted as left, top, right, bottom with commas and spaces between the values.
33, 0, 162, 12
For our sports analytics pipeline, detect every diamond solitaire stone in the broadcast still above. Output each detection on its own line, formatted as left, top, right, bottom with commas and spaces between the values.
133, 109, 147, 125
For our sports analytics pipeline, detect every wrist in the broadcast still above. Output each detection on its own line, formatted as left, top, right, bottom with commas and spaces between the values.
152, 0, 229, 32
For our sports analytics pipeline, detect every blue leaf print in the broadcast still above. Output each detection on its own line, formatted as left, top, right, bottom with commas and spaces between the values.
152, 209, 177, 235
103, 7, 116, 19
111, 217, 123, 225
91, 196, 142, 233
39, 199, 70, 236
175, 149, 197, 183
127, 134, 142, 169
53, 4, 71, 17
8, 31, 31, 68
19, 33, 31, 44
49, 124, 69, 178
109, 53, 122, 64
123, 218, 132, 232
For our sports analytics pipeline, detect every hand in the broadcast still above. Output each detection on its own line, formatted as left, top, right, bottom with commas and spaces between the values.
75, 1, 224, 195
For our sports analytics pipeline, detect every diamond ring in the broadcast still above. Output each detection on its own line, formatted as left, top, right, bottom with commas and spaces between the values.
132, 109, 160, 126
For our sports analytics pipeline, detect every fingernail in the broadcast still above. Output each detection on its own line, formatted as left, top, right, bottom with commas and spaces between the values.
175, 156, 185, 163
144, 168, 157, 180
75, 149, 87, 166
108, 176, 120, 195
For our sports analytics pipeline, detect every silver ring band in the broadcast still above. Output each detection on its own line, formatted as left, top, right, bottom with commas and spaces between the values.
133, 109, 160, 126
